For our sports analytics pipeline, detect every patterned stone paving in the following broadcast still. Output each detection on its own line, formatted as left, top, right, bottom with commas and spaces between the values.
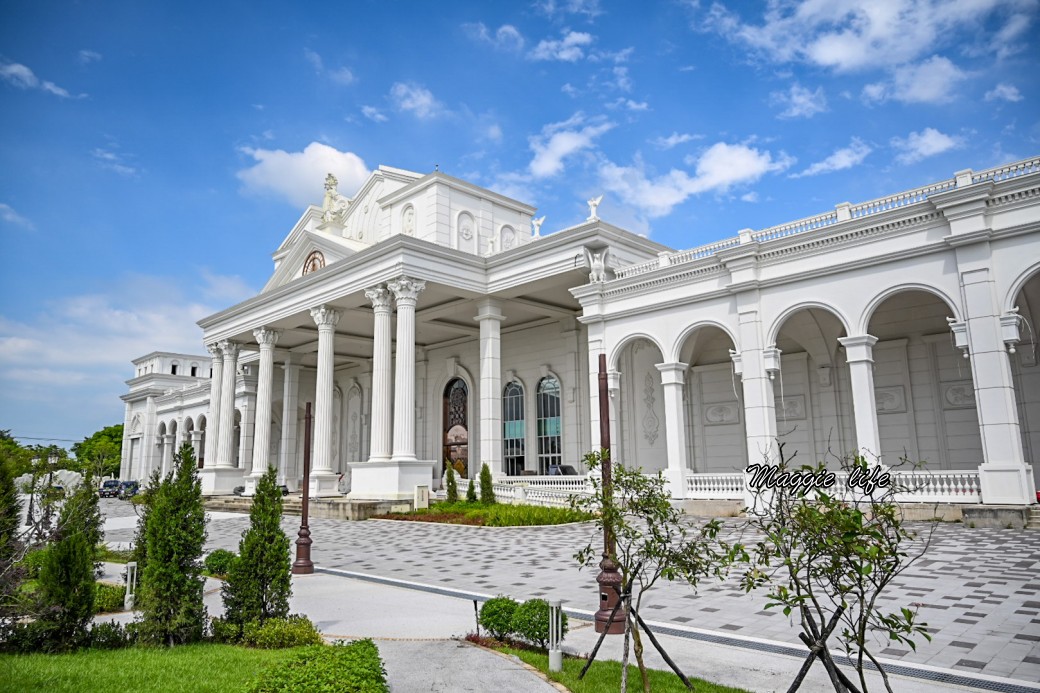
101, 499, 1040, 683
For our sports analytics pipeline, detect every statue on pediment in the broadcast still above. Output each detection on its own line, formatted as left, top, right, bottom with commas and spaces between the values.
321, 173, 349, 224
584, 246, 611, 283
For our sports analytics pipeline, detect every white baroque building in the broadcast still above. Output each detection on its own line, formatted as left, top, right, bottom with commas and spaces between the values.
120, 159, 1040, 507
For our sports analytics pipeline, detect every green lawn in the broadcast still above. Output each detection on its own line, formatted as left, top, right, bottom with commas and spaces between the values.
503, 646, 752, 693
0, 643, 298, 693
376, 500, 593, 526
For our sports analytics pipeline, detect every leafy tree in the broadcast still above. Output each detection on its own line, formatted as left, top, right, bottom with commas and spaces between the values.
741, 447, 934, 693
0, 431, 33, 477
72, 424, 123, 479
465, 478, 477, 503
574, 451, 734, 693
445, 463, 458, 504
0, 455, 24, 627
136, 443, 208, 646
479, 463, 496, 505
37, 478, 102, 648
221, 466, 292, 630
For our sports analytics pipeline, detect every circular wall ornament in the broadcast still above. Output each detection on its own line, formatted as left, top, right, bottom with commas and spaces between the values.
303, 250, 326, 275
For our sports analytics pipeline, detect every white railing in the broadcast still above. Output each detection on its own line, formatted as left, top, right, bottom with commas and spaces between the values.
972, 156, 1040, 184
496, 475, 589, 492
605, 155, 1039, 286
685, 473, 745, 499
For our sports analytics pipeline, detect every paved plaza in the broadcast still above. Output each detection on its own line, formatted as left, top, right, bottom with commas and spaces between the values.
101, 500, 1040, 689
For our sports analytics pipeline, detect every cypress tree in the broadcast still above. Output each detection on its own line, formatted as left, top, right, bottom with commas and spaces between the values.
445, 464, 458, 504
479, 463, 496, 505
221, 466, 291, 628
466, 478, 477, 503
137, 443, 207, 646
131, 467, 163, 577
0, 457, 22, 624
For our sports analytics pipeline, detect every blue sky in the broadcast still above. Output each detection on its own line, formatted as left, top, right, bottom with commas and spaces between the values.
1, 0, 1038, 448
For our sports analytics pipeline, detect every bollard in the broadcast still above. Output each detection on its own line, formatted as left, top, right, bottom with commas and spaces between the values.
124, 561, 137, 610
548, 599, 563, 672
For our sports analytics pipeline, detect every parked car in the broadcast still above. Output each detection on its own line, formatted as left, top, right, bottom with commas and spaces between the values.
99, 479, 121, 498
547, 464, 579, 476
118, 481, 139, 499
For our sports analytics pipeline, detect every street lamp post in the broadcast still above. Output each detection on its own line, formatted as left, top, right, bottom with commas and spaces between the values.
594, 353, 625, 634
292, 402, 314, 575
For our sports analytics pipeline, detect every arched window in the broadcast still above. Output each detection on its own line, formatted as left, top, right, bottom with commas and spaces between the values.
536, 376, 562, 474
502, 381, 525, 475
443, 378, 468, 476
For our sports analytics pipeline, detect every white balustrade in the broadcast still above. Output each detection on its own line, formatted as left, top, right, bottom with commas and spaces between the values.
496, 475, 589, 491
685, 473, 745, 499
752, 210, 839, 242
971, 156, 1040, 184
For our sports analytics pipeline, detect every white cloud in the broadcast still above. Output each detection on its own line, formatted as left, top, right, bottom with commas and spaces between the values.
561, 83, 579, 97
861, 55, 968, 104
610, 66, 632, 91
77, 50, 102, 64
985, 83, 1023, 102
535, 0, 603, 19
303, 49, 355, 85
529, 31, 595, 62
390, 82, 443, 119
700, 0, 1034, 72
528, 112, 614, 178
792, 138, 872, 177
362, 105, 388, 122
607, 98, 649, 111
0, 61, 81, 98
91, 147, 138, 176
237, 142, 370, 207
485, 123, 503, 142
650, 132, 700, 150
0, 203, 35, 231
463, 22, 525, 51
741, 191, 759, 202
891, 127, 963, 164
771, 83, 827, 118
599, 142, 793, 218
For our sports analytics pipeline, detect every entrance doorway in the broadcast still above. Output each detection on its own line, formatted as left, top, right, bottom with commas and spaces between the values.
443, 378, 469, 478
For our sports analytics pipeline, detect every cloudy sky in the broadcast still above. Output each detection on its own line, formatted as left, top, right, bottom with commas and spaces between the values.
1, 0, 1037, 447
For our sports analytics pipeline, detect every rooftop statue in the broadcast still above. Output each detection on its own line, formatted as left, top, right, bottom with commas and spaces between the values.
321, 173, 349, 224
587, 195, 603, 221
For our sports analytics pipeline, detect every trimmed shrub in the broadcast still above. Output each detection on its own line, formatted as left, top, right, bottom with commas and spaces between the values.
466, 479, 477, 503
479, 463, 495, 505
247, 639, 389, 693
205, 549, 237, 577
242, 614, 324, 649
478, 596, 519, 639
209, 615, 242, 644
445, 465, 458, 504
20, 546, 49, 579
221, 466, 291, 629
89, 620, 133, 649
94, 581, 125, 613
1, 619, 59, 653
512, 598, 568, 649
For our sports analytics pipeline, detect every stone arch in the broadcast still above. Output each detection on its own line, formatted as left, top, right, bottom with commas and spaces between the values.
671, 320, 740, 364
609, 332, 667, 371
613, 338, 667, 473
858, 283, 961, 336
1005, 261, 1040, 313
766, 302, 852, 348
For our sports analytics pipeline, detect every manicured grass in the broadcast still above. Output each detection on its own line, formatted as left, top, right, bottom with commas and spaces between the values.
376, 501, 593, 526
502, 646, 752, 693
0, 643, 299, 693
97, 545, 134, 563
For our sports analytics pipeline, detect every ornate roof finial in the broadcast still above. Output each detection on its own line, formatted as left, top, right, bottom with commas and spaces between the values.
587, 195, 603, 221
325, 173, 338, 192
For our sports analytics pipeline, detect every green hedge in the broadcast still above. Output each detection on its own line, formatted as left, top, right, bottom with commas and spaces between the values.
478, 596, 518, 639
247, 640, 389, 693
512, 598, 568, 649
242, 615, 324, 649
204, 549, 237, 577
94, 582, 126, 614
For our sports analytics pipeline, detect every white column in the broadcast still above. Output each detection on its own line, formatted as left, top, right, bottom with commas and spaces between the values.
245, 327, 280, 495
278, 353, 300, 490
215, 341, 240, 468
310, 305, 341, 496
737, 304, 778, 463
203, 343, 223, 469
388, 277, 426, 462
656, 362, 689, 499
190, 430, 203, 464
961, 269, 1033, 503
161, 435, 174, 477
476, 298, 505, 476
365, 286, 393, 462
838, 335, 882, 459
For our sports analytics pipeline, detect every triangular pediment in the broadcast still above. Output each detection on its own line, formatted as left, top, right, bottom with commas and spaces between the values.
262, 230, 360, 293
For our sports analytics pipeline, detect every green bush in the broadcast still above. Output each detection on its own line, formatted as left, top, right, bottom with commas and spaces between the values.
511, 598, 568, 649
466, 478, 477, 503
242, 615, 324, 649
479, 463, 496, 505
89, 620, 133, 649
445, 464, 458, 504
478, 596, 519, 639
20, 546, 49, 579
0, 619, 59, 653
94, 581, 126, 613
479, 503, 591, 527
247, 639, 389, 692
205, 549, 237, 577
209, 615, 243, 644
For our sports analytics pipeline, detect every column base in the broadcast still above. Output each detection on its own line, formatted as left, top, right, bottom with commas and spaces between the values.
200, 467, 246, 496
662, 468, 687, 500
348, 459, 435, 500
242, 473, 264, 497
979, 462, 1036, 505
308, 472, 342, 498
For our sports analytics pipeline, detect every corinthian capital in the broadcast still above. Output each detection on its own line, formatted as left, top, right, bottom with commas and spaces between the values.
218, 340, 240, 360
365, 285, 393, 312
206, 342, 221, 358
253, 327, 282, 348
387, 276, 427, 305
310, 305, 341, 329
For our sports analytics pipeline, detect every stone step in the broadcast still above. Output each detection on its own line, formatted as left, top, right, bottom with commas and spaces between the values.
1027, 507, 1040, 529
